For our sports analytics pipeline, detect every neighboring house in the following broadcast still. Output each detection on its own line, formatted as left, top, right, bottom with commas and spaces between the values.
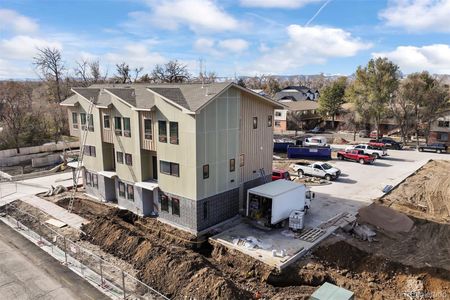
61, 83, 282, 234
428, 110, 450, 145
274, 100, 320, 132
274, 86, 319, 102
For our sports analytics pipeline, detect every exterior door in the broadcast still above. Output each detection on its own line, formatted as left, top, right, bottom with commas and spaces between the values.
152, 156, 158, 180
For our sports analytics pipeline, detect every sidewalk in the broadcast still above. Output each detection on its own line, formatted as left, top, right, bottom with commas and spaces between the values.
20, 195, 87, 230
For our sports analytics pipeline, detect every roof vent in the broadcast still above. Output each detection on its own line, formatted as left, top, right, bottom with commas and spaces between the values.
131, 90, 135, 97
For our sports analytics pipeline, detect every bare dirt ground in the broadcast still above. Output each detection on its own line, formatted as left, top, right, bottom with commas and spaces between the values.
2, 159, 449, 299
379, 160, 450, 223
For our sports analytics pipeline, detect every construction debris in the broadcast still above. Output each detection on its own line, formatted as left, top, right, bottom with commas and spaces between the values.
43, 185, 68, 197
351, 223, 376, 242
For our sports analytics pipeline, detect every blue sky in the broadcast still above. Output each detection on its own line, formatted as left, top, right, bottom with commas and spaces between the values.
1, 0, 450, 79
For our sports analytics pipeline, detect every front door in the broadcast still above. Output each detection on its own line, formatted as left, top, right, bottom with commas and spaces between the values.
152, 156, 158, 180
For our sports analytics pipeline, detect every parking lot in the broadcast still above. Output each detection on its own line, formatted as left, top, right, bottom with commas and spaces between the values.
305, 147, 448, 227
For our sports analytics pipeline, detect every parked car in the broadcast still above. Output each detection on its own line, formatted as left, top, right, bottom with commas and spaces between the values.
308, 126, 325, 133
358, 130, 369, 138
337, 149, 376, 164
289, 162, 341, 181
272, 169, 291, 181
303, 136, 327, 147
346, 144, 387, 159
418, 143, 448, 154
369, 130, 383, 139
370, 137, 403, 150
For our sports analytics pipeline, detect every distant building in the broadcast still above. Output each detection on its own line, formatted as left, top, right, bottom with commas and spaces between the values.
428, 110, 450, 145
274, 100, 320, 133
275, 86, 319, 102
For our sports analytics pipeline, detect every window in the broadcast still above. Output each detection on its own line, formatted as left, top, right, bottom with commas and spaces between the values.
125, 153, 133, 166
268, 115, 273, 127
161, 194, 169, 212
84, 145, 96, 157
123, 117, 131, 137
170, 122, 179, 144
438, 120, 450, 128
203, 164, 209, 179
88, 114, 94, 131
144, 119, 152, 140
158, 121, 167, 143
116, 151, 124, 164
172, 198, 180, 216
72, 112, 78, 129
275, 111, 282, 117
80, 113, 87, 129
275, 121, 281, 127
85, 171, 91, 186
229, 159, 235, 172
103, 114, 110, 129
115, 117, 122, 135
160, 161, 180, 177
240, 154, 245, 167
118, 181, 126, 197
438, 132, 449, 141
253, 117, 258, 129
203, 202, 208, 220
127, 184, 134, 201
92, 174, 98, 188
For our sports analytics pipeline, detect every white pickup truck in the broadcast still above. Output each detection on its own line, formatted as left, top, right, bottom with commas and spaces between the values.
346, 144, 387, 159
289, 162, 341, 181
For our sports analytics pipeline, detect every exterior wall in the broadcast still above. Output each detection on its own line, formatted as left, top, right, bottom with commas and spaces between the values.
108, 96, 143, 183
195, 87, 240, 200
83, 170, 116, 202
154, 95, 197, 200
157, 187, 239, 232
239, 90, 274, 184
101, 108, 114, 144
274, 120, 287, 133
68, 107, 80, 137
429, 112, 450, 146
114, 178, 139, 214
428, 131, 450, 145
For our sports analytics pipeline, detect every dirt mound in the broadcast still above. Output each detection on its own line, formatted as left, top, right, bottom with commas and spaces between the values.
380, 160, 450, 223
81, 212, 251, 299
56, 197, 113, 219
333, 137, 349, 144
358, 203, 414, 232
314, 240, 450, 299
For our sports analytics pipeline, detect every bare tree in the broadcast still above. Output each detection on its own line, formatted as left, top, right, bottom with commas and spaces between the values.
74, 59, 90, 87
33, 47, 66, 102
152, 60, 190, 83
115, 62, 132, 83
0, 82, 33, 152
133, 67, 144, 83
89, 60, 107, 83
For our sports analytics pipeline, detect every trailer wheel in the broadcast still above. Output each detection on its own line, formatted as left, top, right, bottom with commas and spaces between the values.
359, 158, 365, 164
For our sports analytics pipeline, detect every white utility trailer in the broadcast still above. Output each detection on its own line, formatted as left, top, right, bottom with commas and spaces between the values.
246, 180, 313, 227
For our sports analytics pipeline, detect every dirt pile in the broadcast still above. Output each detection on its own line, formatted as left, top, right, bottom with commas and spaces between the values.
56, 197, 113, 220
358, 203, 414, 232
380, 160, 450, 223
314, 239, 450, 300
81, 211, 251, 299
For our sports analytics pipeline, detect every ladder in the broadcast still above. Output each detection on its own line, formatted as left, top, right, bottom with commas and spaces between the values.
68, 100, 95, 212
259, 168, 268, 183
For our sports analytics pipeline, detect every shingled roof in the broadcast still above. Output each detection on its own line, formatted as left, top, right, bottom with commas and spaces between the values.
61, 82, 282, 112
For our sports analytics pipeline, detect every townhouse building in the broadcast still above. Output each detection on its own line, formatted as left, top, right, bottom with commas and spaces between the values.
61, 83, 282, 234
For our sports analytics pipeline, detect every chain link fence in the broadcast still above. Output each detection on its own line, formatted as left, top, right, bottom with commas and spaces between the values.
1, 205, 169, 300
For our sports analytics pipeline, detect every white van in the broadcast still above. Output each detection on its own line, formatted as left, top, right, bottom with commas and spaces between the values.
303, 136, 327, 147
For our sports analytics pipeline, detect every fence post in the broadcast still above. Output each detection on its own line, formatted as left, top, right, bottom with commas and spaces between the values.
64, 237, 68, 265
99, 259, 104, 286
122, 271, 126, 300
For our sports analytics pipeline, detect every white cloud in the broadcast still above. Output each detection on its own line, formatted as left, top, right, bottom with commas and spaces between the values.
194, 38, 249, 55
373, 44, 450, 74
240, 0, 322, 8
218, 39, 249, 53
249, 25, 371, 74
0, 35, 62, 60
0, 9, 39, 33
128, 0, 239, 32
104, 42, 166, 71
380, 0, 450, 32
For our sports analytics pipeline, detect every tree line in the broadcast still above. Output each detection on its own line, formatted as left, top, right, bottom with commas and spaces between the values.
318, 57, 450, 144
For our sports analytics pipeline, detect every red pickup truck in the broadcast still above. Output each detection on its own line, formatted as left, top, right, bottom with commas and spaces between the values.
337, 149, 376, 164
